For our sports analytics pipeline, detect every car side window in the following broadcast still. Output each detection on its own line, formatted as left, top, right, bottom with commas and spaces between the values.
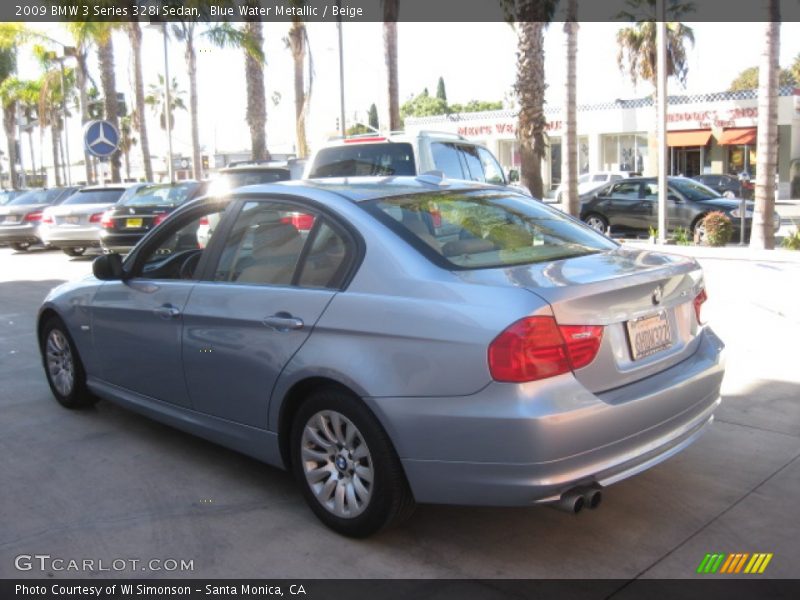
459, 145, 485, 182
213, 201, 314, 286
609, 182, 641, 198
643, 183, 659, 199
476, 147, 506, 185
431, 142, 466, 180
296, 221, 354, 289
136, 207, 225, 280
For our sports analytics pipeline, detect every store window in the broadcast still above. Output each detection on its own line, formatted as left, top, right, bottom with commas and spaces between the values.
728, 145, 757, 179
601, 134, 647, 173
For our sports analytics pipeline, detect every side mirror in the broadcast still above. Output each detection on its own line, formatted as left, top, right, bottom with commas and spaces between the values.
507, 169, 520, 184
93, 253, 125, 281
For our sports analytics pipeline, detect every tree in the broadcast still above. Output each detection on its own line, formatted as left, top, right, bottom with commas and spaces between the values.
126, 22, 153, 181
790, 53, 800, 87
751, 1, 780, 250
243, 20, 268, 161
368, 103, 379, 130
562, 0, 580, 217
286, 7, 313, 159
436, 76, 447, 102
383, 0, 401, 131
729, 65, 795, 91
118, 114, 136, 181
400, 91, 447, 119
94, 25, 122, 182
0, 47, 19, 188
144, 74, 186, 131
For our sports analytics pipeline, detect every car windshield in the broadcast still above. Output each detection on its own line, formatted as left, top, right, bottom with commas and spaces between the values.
309, 143, 416, 178
8, 188, 64, 206
120, 182, 199, 207
669, 178, 721, 201
363, 190, 616, 270
61, 189, 126, 205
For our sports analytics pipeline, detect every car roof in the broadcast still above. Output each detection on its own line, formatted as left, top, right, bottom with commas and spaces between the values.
227, 176, 506, 203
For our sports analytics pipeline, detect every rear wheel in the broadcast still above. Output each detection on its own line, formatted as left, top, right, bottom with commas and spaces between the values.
583, 213, 608, 234
11, 242, 30, 252
291, 388, 415, 537
40, 316, 97, 409
62, 247, 86, 257
722, 190, 735, 198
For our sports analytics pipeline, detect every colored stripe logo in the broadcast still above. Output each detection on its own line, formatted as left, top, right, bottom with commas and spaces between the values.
696, 553, 773, 574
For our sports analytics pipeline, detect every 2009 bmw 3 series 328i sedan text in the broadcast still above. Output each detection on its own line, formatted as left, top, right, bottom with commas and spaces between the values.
37, 177, 725, 537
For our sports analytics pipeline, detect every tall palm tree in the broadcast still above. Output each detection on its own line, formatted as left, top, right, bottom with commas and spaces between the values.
127, 22, 153, 181
96, 28, 122, 182
145, 75, 186, 131
118, 114, 137, 181
0, 47, 19, 188
383, 0, 401, 131
562, 0, 579, 217
287, 14, 311, 158
750, 1, 780, 250
244, 20, 268, 161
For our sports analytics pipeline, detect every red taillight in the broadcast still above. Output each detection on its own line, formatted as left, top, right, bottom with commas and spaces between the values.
343, 136, 386, 144
198, 216, 209, 225
693, 288, 707, 325
24, 211, 42, 222
488, 316, 603, 383
100, 212, 114, 229
153, 213, 168, 226
42, 214, 54, 224
280, 213, 315, 231
89, 212, 103, 223
431, 209, 442, 228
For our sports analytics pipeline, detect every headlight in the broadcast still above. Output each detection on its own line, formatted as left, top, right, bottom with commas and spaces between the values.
729, 209, 753, 218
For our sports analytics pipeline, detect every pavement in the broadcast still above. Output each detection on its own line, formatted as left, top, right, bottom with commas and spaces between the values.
0, 243, 799, 583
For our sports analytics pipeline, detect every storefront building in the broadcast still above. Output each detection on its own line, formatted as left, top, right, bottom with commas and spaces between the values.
405, 87, 800, 198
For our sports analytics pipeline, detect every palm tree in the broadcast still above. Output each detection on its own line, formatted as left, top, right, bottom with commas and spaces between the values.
145, 75, 186, 131
383, 0, 401, 131
750, 1, 781, 250
244, 20, 268, 161
0, 40, 20, 188
118, 114, 137, 181
562, 0, 579, 217
286, 14, 311, 158
15, 78, 41, 178
127, 22, 153, 181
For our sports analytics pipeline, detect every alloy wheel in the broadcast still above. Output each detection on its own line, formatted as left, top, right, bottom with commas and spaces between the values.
45, 329, 75, 397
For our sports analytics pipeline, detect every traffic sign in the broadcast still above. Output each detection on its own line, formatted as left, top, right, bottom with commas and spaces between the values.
83, 120, 120, 159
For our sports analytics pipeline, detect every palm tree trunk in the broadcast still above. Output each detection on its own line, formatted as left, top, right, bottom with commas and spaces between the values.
562, 0, 579, 217
383, 0, 400, 131
750, 7, 780, 250
185, 32, 203, 179
515, 21, 546, 199
75, 53, 94, 184
51, 122, 62, 187
97, 35, 121, 182
3, 104, 18, 189
289, 19, 308, 158
128, 23, 153, 181
27, 130, 36, 175
244, 20, 268, 161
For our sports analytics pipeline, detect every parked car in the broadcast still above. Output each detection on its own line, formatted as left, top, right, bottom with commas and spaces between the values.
580, 176, 780, 240
0, 186, 80, 251
39, 176, 724, 537
207, 160, 305, 196
552, 171, 635, 204
99, 180, 209, 254
40, 185, 135, 256
692, 174, 751, 199
0, 189, 26, 206
304, 131, 529, 193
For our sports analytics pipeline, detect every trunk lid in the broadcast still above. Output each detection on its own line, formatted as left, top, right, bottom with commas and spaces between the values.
461, 246, 706, 393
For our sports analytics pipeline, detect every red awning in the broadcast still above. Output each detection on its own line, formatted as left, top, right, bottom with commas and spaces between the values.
718, 127, 757, 146
666, 130, 712, 147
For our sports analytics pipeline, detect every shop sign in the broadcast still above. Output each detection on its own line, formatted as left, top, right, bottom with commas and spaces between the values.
456, 120, 562, 137
668, 107, 758, 129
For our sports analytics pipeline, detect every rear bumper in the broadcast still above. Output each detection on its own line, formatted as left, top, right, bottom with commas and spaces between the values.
99, 231, 145, 252
0, 224, 40, 243
366, 327, 725, 506
42, 226, 102, 247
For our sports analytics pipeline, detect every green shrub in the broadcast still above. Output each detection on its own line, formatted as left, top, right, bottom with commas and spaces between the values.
702, 212, 733, 247
781, 228, 800, 250
673, 226, 692, 246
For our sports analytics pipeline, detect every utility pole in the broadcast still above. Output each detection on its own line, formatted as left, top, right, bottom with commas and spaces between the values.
656, 0, 668, 244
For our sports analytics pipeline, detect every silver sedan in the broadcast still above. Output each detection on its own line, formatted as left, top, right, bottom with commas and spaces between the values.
37, 177, 724, 537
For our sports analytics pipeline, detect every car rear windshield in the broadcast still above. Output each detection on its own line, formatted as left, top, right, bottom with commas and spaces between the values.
120, 182, 199, 207
670, 178, 721, 201
61, 189, 125, 205
8, 188, 65, 205
362, 190, 617, 270
222, 169, 291, 188
309, 143, 416, 178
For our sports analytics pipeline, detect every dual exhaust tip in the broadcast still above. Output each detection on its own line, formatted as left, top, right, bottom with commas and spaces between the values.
551, 485, 603, 514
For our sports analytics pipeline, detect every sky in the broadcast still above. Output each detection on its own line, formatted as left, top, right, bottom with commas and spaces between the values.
9, 20, 800, 174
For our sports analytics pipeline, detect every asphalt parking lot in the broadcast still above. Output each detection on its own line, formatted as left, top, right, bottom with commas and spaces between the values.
1, 242, 799, 581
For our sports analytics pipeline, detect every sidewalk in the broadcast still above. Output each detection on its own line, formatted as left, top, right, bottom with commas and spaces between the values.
623, 240, 800, 263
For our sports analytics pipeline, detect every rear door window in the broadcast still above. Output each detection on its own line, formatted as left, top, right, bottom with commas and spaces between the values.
431, 142, 466, 179
459, 145, 485, 182
476, 147, 506, 185
609, 181, 642, 198
309, 143, 416, 178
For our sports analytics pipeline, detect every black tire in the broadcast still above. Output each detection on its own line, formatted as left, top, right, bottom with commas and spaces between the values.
583, 213, 609, 234
62, 247, 86, 257
11, 242, 30, 252
39, 316, 97, 409
691, 215, 708, 244
290, 387, 415, 537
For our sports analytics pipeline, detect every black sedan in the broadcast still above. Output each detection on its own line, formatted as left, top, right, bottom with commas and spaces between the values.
579, 177, 779, 240
100, 181, 208, 253
692, 173, 753, 199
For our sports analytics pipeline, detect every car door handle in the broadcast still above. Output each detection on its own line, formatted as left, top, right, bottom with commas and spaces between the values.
262, 313, 304, 331
153, 304, 181, 319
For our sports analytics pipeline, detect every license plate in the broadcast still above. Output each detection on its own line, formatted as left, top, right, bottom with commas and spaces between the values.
4, 215, 18, 224
626, 311, 672, 361
65, 216, 80, 225
126, 218, 143, 228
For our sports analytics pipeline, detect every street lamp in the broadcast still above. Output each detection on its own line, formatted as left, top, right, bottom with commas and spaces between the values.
146, 21, 174, 182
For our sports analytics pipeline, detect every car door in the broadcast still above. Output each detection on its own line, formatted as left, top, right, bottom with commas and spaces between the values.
181, 198, 359, 428
599, 180, 645, 230
90, 201, 231, 407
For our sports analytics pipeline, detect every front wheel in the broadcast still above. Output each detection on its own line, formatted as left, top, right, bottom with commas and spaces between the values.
40, 316, 97, 409
11, 242, 30, 251
291, 388, 415, 537
692, 216, 708, 245
62, 247, 86, 257
722, 190, 735, 199
583, 213, 608, 234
